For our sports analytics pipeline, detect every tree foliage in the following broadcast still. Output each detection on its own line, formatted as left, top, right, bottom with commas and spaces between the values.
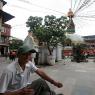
9, 39, 23, 50
26, 16, 43, 33
26, 15, 68, 55
72, 44, 86, 62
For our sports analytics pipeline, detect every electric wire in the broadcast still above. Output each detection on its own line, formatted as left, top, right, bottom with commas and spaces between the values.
72, 0, 77, 12
71, 0, 72, 10
74, 0, 94, 15
17, 0, 66, 16
74, 0, 83, 13
5, 0, 95, 31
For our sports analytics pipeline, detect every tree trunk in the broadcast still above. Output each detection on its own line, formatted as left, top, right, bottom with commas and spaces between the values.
38, 46, 55, 65
48, 55, 55, 65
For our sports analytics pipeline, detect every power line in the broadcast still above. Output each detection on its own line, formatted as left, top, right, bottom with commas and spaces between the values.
75, 15, 95, 21
77, 1, 95, 14
74, 0, 89, 13
74, 0, 95, 15
76, 15, 95, 18
11, 24, 26, 29
7, 4, 35, 12
17, 0, 66, 16
74, 18, 85, 30
74, 0, 83, 13
6, 4, 64, 16
71, 0, 72, 10
72, 0, 77, 11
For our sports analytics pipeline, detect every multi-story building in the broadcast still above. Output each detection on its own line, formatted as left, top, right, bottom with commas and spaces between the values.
83, 35, 95, 48
83, 35, 95, 56
0, 0, 14, 56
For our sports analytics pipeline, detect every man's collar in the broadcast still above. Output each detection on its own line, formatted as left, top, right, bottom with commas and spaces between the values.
15, 61, 24, 74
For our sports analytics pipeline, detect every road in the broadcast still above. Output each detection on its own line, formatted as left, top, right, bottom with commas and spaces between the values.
0, 58, 95, 95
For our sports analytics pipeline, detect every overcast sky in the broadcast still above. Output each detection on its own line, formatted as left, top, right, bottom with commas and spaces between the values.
3, 0, 95, 40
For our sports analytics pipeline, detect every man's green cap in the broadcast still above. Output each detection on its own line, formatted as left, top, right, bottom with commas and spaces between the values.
17, 45, 36, 55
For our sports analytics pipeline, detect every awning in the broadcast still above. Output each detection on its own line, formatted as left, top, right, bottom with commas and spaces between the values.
0, 10, 14, 22
0, 43, 9, 46
2, 0, 7, 6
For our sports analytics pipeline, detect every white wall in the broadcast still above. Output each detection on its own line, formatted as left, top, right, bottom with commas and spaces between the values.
57, 45, 62, 60
38, 44, 63, 65
53, 44, 63, 61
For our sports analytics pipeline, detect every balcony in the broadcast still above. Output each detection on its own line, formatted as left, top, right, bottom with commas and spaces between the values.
1, 24, 11, 37
0, 36, 9, 46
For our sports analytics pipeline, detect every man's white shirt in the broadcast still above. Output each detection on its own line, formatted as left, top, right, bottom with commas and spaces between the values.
0, 60, 38, 93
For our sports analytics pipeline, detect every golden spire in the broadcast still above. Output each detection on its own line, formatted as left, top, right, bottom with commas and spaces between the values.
67, 8, 74, 18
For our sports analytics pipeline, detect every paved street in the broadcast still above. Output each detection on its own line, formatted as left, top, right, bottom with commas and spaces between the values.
0, 57, 95, 95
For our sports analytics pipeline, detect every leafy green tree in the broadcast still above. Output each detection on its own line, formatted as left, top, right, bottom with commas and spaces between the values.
26, 15, 68, 55
26, 16, 43, 33
9, 39, 23, 50
72, 44, 86, 62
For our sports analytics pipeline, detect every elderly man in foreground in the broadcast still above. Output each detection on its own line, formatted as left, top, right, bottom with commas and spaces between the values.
0, 45, 63, 95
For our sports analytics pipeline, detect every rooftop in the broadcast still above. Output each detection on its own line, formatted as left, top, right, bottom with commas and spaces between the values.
0, 0, 7, 6
83, 35, 95, 41
0, 10, 14, 22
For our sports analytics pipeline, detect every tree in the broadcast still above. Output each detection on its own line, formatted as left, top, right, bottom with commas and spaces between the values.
26, 16, 43, 33
72, 44, 86, 62
26, 15, 68, 55
9, 39, 23, 50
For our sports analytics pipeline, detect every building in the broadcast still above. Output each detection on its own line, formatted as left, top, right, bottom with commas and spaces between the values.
63, 33, 84, 57
83, 35, 95, 56
0, 0, 14, 56
83, 35, 95, 48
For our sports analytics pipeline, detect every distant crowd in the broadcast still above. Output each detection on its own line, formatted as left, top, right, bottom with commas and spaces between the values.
5, 50, 17, 61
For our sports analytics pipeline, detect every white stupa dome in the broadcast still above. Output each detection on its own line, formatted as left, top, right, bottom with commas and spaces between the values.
66, 33, 84, 44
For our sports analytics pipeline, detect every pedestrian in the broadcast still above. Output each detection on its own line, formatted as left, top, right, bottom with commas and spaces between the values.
11, 51, 16, 61
0, 45, 63, 95
9, 51, 13, 61
34, 52, 39, 65
5, 52, 8, 60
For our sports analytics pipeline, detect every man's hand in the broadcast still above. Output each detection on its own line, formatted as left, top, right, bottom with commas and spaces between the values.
54, 82, 63, 88
36, 69, 63, 88
18, 86, 35, 95
2, 86, 35, 95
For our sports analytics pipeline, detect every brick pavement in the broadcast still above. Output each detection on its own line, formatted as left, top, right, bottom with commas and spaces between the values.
0, 57, 12, 77
0, 57, 6, 63
0, 57, 95, 95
